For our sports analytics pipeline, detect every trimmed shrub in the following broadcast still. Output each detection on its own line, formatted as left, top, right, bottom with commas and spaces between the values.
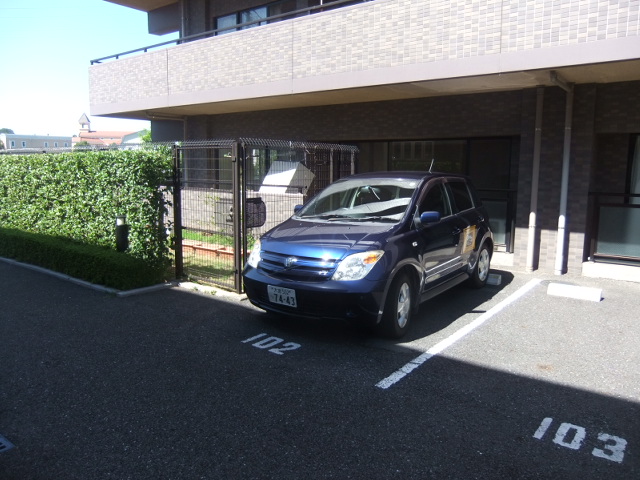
0, 228, 167, 290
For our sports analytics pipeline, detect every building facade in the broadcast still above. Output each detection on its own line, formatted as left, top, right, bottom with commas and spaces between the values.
90, 0, 640, 281
1, 133, 71, 150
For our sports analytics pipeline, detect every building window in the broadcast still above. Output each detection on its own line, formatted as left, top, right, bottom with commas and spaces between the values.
44, 142, 49, 147
21, 141, 26, 147
54, 142, 59, 147
388, 138, 515, 250
240, 7, 268, 29
390, 140, 466, 172
10, 141, 15, 148
216, 13, 237, 34
630, 134, 640, 204
215, 1, 342, 35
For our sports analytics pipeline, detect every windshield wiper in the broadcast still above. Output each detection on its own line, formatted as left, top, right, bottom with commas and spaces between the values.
303, 213, 354, 220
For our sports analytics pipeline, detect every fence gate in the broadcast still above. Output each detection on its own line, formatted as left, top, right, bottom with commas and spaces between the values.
172, 139, 358, 293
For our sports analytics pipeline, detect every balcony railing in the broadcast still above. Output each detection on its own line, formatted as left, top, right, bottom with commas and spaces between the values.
588, 192, 640, 263
91, 0, 374, 65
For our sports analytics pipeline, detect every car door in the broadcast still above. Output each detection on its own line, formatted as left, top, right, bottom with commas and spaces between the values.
413, 180, 463, 290
444, 178, 481, 266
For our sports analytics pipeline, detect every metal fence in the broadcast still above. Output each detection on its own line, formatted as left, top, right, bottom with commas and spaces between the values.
172, 139, 358, 292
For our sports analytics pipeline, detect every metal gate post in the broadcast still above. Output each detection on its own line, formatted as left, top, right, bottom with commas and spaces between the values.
172, 144, 184, 279
329, 148, 334, 184
232, 141, 244, 293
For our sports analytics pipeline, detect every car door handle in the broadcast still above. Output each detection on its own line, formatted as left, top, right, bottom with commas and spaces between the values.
452, 228, 462, 235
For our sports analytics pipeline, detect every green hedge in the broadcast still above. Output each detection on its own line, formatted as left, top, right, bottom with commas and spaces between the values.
0, 147, 174, 289
0, 228, 167, 290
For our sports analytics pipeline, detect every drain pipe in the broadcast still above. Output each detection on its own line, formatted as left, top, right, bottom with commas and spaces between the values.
551, 71, 574, 275
526, 86, 545, 273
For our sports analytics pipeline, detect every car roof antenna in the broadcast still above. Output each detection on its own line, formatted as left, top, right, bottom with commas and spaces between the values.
429, 158, 435, 173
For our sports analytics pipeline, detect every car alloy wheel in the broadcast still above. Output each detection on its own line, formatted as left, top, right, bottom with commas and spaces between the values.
380, 273, 414, 338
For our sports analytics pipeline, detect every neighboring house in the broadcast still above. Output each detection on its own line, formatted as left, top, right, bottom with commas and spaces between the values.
89, 0, 640, 282
121, 131, 145, 145
0, 133, 71, 150
72, 113, 136, 147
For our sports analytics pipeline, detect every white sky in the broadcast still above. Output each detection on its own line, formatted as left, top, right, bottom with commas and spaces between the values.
0, 0, 178, 136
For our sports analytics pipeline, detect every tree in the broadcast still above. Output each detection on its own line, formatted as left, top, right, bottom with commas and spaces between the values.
141, 129, 152, 143
0, 128, 15, 134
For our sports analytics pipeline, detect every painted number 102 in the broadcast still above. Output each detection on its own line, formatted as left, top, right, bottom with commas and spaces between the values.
242, 333, 301, 355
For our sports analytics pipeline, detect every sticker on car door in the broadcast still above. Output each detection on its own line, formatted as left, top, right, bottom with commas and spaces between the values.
462, 225, 477, 253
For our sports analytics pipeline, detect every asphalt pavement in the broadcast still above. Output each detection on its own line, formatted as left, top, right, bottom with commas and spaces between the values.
0, 259, 638, 479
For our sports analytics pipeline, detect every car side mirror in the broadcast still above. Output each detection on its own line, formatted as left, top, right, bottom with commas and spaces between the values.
420, 211, 441, 224
415, 210, 441, 228
294, 204, 303, 214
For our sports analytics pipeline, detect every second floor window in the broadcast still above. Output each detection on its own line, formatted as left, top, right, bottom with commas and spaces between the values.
216, 7, 268, 34
215, 1, 357, 35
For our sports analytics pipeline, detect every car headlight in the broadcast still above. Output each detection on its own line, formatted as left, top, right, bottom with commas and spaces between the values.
246, 238, 262, 268
332, 250, 384, 281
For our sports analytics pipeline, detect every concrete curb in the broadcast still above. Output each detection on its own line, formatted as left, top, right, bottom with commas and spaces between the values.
547, 282, 603, 302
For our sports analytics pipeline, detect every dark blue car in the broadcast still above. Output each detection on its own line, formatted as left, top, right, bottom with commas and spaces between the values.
243, 171, 493, 338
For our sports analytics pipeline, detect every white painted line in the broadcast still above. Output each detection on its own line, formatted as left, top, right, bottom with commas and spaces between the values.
547, 282, 602, 302
376, 278, 542, 390
0, 433, 15, 453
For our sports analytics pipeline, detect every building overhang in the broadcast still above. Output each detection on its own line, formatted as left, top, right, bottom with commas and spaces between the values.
92, 58, 640, 121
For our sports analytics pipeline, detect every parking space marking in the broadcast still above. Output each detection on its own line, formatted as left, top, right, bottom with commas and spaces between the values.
376, 278, 542, 389
533, 417, 628, 463
241, 333, 302, 355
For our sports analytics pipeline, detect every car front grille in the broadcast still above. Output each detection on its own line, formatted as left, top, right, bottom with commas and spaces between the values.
259, 250, 338, 281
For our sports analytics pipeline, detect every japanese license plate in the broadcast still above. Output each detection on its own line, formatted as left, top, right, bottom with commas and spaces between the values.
267, 285, 297, 308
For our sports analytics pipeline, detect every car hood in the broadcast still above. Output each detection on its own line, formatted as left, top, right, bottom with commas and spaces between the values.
261, 218, 396, 260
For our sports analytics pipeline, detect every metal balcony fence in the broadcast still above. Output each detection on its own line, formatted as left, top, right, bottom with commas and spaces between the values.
91, 0, 376, 64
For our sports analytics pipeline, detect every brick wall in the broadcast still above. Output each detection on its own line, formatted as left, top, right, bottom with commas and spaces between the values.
198, 89, 524, 141
192, 80, 639, 275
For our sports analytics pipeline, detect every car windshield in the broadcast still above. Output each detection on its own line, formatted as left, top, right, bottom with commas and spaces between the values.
295, 177, 419, 223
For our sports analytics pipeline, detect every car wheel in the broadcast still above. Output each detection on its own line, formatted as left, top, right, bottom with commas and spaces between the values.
468, 243, 491, 288
379, 273, 414, 338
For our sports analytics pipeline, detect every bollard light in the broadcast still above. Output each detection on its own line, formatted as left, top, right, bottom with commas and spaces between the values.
115, 214, 129, 252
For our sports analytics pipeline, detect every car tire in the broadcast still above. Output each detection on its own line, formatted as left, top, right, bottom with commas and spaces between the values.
468, 243, 491, 288
378, 273, 414, 338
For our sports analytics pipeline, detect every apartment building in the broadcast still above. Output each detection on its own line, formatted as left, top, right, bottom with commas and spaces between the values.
91, 0, 640, 280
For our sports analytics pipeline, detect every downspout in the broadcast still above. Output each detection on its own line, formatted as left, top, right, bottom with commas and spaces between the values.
526, 86, 545, 273
551, 71, 574, 275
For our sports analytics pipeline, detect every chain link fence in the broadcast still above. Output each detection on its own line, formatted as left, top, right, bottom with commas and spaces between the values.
172, 139, 358, 292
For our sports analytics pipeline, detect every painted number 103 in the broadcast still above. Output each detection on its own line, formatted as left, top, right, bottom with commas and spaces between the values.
533, 417, 627, 464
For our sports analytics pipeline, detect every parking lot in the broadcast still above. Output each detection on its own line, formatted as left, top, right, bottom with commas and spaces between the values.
0, 260, 638, 479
